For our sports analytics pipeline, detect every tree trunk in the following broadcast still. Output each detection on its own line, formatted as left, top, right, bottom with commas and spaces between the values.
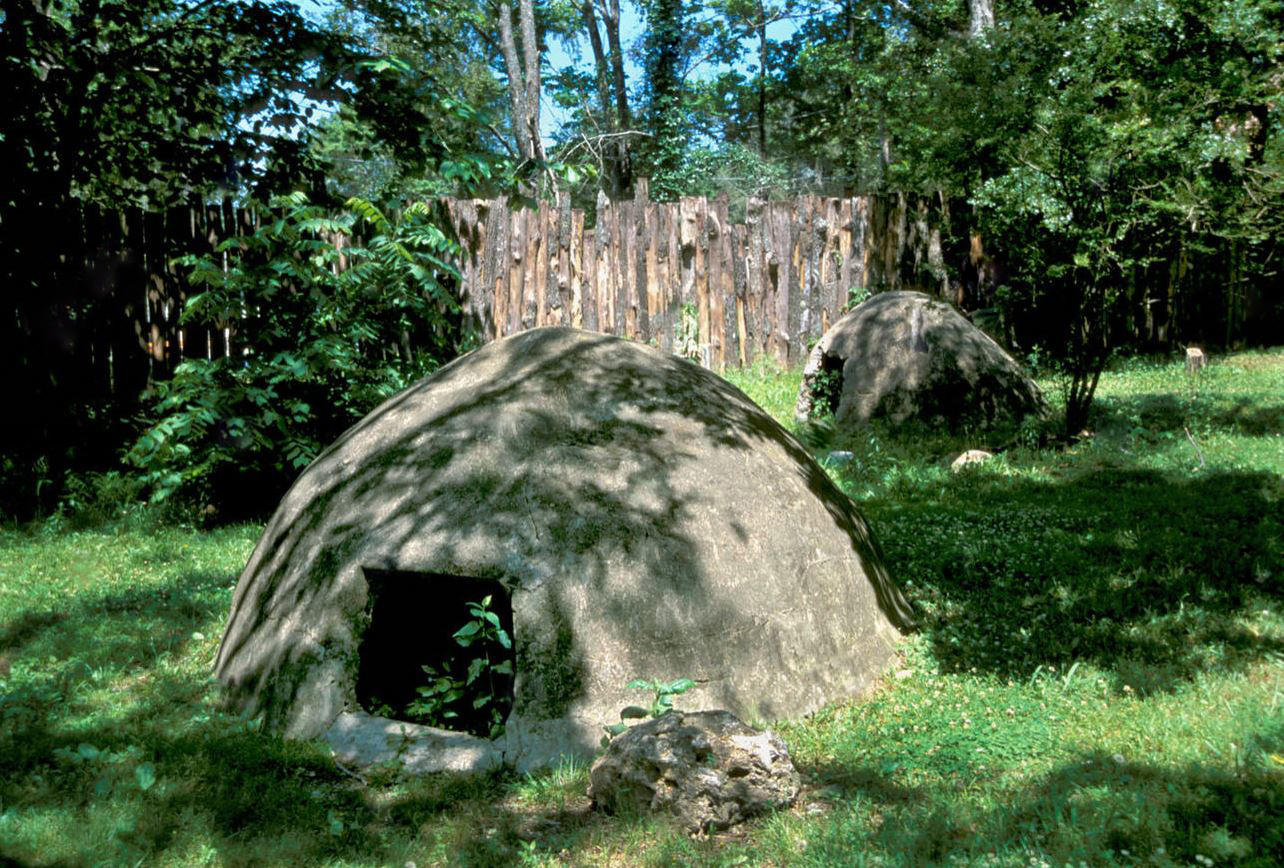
756, 0, 768, 155
518, 0, 545, 164
603, 0, 633, 194
969, 0, 995, 37
582, 1, 614, 129
582, 0, 632, 197
604, 0, 631, 131
497, 0, 546, 191
497, 3, 533, 161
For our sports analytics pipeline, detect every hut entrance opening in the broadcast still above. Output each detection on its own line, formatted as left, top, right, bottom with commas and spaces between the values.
356, 569, 515, 740
812, 352, 845, 419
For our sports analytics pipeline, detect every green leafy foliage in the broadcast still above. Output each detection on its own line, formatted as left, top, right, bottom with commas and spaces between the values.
51, 743, 158, 799
0, 0, 360, 520
665, 143, 792, 220
311, 3, 514, 202
843, 286, 871, 313
1, 0, 347, 211
920, 1, 1280, 433
806, 366, 843, 424
627, 677, 698, 719
126, 193, 470, 516
405, 596, 515, 740
635, 0, 695, 200
602, 677, 697, 742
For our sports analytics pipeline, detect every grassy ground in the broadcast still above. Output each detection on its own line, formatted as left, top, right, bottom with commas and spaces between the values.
1, 350, 1281, 866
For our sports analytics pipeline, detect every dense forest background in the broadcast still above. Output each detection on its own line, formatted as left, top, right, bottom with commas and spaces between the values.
2, 0, 1281, 520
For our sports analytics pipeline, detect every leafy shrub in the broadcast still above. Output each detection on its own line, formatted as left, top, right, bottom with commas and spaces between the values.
50, 470, 150, 530
843, 285, 871, 312
127, 193, 472, 518
808, 366, 844, 422
669, 143, 792, 218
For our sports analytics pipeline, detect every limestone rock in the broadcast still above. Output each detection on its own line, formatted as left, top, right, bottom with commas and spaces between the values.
795, 291, 1046, 434
951, 449, 994, 472
214, 327, 911, 772
588, 710, 800, 832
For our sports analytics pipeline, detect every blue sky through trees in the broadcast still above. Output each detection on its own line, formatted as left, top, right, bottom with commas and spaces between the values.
287, 0, 801, 147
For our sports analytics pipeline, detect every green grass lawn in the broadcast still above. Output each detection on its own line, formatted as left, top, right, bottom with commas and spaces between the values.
2, 350, 1282, 866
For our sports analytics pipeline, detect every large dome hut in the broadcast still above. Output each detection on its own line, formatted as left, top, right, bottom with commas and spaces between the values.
215, 327, 911, 771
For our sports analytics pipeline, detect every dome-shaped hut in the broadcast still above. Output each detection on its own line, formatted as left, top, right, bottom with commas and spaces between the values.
795, 291, 1046, 433
215, 327, 911, 771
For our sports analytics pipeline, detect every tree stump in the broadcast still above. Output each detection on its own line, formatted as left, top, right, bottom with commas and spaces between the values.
1186, 347, 1207, 375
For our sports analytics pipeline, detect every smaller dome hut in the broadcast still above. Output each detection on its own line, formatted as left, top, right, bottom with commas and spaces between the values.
795, 291, 1046, 433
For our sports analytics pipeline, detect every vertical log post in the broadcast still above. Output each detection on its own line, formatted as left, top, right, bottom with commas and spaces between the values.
556, 191, 572, 326
716, 195, 735, 370
746, 198, 765, 361
706, 196, 724, 367
570, 207, 584, 329
733, 223, 749, 367
634, 181, 651, 342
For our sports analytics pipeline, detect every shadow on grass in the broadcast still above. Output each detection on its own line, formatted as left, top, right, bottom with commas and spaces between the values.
0, 562, 526, 864
1094, 391, 1284, 437
800, 733, 1284, 866
2, 685, 612, 866
871, 466, 1283, 692
0, 610, 66, 653
0, 567, 234, 767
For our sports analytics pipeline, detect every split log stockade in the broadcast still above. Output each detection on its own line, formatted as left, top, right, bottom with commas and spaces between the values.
445, 180, 950, 369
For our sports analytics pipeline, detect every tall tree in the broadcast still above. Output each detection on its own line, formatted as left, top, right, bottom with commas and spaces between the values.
754, 0, 770, 153
963, 0, 1284, 429
638, 0, 693, 199
319, 1, 514, 200
579, 0, 634, 195
498, 0, 547, 166
705, 0, 796, 156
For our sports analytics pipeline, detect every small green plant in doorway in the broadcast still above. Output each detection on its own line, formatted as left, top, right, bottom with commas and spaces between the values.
406, 595, 514, 739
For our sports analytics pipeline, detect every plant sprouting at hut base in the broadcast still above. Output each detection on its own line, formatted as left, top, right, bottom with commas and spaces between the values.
602, 677, 696, 745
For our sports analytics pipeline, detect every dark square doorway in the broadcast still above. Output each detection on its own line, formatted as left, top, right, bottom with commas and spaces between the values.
356, 568, 515, 739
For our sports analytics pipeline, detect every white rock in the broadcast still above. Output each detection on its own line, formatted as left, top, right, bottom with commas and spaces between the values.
951, 450, 993, 472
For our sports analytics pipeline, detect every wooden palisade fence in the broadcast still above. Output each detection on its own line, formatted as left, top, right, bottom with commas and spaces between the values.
445, 179, 951, 369
62, 182, 1262, 410
72, 185, 948, 408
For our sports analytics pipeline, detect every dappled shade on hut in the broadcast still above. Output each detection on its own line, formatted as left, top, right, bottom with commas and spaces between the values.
795, 291, 1046, 435
214, 327, 912, 770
